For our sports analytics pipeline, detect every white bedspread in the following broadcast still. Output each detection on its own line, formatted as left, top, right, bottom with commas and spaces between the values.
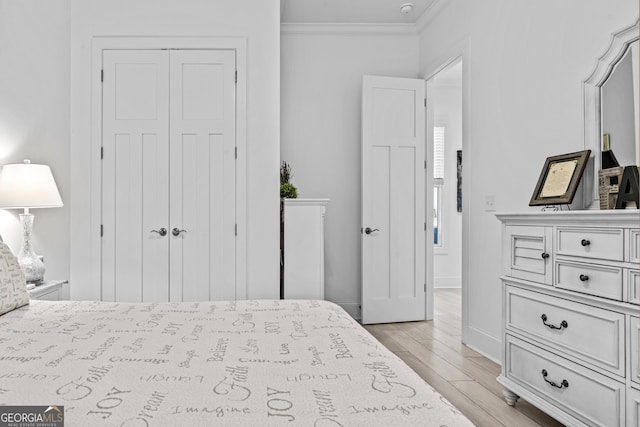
0, 299, 473, 426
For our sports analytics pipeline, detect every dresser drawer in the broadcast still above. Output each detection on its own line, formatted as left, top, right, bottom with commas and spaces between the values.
505, 285, 624, 376
629, 270, 640, 305
505, 335, 624, 427
31, 288, 61, 301
628, 387, 640, 427
632, 317, 640, 387
555, 259, 623, 300
630, 229, 640, 263
28, 281, 66, 301
556, 227, 624, 261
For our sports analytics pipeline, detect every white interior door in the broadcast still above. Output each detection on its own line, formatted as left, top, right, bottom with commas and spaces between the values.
101, 49, 236, 303
169, 50, 237, 301
361, 75, 426, 324
102, 50, 170, 302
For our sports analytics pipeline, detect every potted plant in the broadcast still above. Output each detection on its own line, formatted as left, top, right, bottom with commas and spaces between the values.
279, 161, 298, 298
280, 161, 298, 199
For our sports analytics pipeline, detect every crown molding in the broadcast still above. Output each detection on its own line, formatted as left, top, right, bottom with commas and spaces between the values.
416, 0, 447, 34
281, 22, 417, 36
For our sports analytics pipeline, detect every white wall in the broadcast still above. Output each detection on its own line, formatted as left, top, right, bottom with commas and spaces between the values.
0, 1, 71, 281
418, 0, 638, 360
432, 82, 462, 288
280, 25, 419, 317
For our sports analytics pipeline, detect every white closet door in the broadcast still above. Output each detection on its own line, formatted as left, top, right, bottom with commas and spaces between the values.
102, 49, 237, 303
169, 50, 237, 301
102, 50, 170, 302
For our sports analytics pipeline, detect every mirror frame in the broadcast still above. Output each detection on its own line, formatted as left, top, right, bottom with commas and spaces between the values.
583, 17, 639, 209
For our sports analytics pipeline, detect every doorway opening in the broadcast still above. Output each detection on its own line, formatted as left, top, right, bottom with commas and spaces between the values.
427, 58, 463, 334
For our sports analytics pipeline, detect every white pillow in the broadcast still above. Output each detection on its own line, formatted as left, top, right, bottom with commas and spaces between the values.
0, 241, 29, 315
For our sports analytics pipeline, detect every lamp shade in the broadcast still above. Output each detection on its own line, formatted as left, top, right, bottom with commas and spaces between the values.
0, 160, 63, 209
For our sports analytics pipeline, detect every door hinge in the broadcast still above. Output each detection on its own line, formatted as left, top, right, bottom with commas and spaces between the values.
235, 70, 238, 84
235, 224, 237, 236
424, 222, 426, 231
424, 98, 426, 107
100, 224, 104, 237
424, 160, 427, 169
101, 147, 104, 159
235, 146, 237, 159
424, 283, 426, 292
101, 69, 104, 82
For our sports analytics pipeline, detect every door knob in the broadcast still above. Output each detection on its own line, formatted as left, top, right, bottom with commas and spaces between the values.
172, 228, 187, 237
364, 227, 379, 235
150, 228, 167, 236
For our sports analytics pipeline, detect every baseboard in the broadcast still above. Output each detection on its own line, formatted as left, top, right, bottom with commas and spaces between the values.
464, 325, 501, 364
434, 276, 461, 288
333, 301, 361, 321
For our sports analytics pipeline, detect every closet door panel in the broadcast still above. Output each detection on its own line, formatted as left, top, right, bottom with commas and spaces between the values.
169, 50, 237, 301
102, 50, 170, 302
141, 133, 171, 302
113, 134, 143, 302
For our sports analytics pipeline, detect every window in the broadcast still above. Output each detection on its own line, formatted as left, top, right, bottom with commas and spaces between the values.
433, 186, 443, 245
433, 125, 445, 181
433, 125, 445, 247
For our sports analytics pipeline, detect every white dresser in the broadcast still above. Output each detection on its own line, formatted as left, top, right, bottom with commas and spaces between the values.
283, 198, 329, 300
496, 210, 640, 427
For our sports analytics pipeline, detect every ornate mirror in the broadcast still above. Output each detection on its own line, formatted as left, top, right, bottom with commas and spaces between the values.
583, 18, 639, 208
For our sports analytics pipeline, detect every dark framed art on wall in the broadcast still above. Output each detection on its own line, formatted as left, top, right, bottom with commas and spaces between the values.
456, 150, 462, 212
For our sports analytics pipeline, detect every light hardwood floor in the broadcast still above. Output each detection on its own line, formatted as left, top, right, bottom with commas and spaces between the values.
363, 289, 564, 427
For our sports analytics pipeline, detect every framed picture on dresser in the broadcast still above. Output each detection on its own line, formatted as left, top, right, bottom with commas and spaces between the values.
529, 150, 591, 206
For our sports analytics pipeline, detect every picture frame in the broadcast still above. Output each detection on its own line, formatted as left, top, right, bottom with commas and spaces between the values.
529, 150, 591, 206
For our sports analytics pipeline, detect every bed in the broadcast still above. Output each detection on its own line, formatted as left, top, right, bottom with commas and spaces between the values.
0, 244, 473, 426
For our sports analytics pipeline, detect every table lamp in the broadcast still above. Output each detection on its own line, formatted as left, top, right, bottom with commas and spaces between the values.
0, 159, 63, 283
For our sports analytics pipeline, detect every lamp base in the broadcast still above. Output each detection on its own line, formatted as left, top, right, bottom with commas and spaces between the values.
18, 213, 45, 283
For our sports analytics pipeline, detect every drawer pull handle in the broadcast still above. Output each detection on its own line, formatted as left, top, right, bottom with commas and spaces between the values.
581, 239, 590, 247
541, 369, 569, 389
579, 274, 589, 282
541, 252, 550, 259
540, 314, 568, 330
